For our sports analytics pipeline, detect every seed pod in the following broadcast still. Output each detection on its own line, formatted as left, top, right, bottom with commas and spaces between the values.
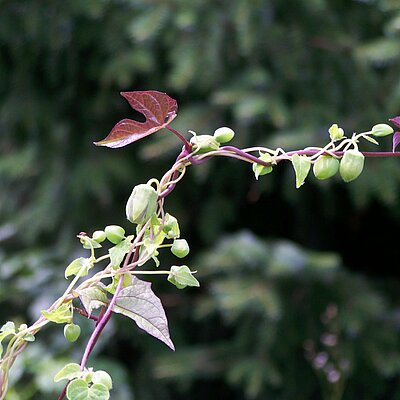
105, 225, 125, 244
64, 323, 81, 343
126, 184, 158, 225
190, 135, 220, 153
171, 239, 190, 258
371, 123, 394, 137
92, 230, 106, 243
313, 156, 339, 180
213, 127, 235, 143
339, 150, 365, 182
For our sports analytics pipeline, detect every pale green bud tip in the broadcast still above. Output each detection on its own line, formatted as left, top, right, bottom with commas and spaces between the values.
126, 184, 158, 225
213, 127, 235, 143
371, 123, 394, 137
328, 124, 344, 141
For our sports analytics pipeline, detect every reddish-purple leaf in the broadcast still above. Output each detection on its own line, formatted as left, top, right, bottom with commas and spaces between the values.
95, 91, 178, 148
393, 132, 400, 152
389, 116, 400, 129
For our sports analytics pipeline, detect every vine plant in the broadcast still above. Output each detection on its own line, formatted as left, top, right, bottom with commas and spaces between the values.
1, 91, 400, 400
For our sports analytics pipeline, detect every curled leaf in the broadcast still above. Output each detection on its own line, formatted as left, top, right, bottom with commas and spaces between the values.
95, 91, 178, 148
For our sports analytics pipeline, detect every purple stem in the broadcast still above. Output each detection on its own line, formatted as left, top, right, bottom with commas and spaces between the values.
158, 149, 191, 199
286, 150, 400, 157
166, 126, 192, 153
79, 277, 124, 370
222, 146, 400, 164
221, 146, 272, 165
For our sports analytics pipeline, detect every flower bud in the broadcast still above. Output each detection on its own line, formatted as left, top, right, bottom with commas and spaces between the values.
339, 150, 365, 182
92, 230, 106, 243
64, 323, 81, 343
329, 124, 344, 141
171, 239, 189, 258
371, 123, 394, 137
126, 184, 158, 225
190, 135, 220, 153
105, 225, 125, 244
213, 127, 235, 143
313, 156, 339, 180
163, 213, 180, 238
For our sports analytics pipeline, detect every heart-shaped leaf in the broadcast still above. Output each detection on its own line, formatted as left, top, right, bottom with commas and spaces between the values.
54, 363, 82, 382
66, 379, 110, 400
113, 277, 175, 350
95, 91, 178, 148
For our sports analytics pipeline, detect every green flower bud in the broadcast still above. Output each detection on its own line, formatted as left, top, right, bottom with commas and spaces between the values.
64, 323, 81, 343
92, 230, 106, 243
213, 127, 235, 143
371, 123, 394, 137
190, 135, 220, 153
329, 124, 344, 141
163, 213, 180, 239
339, 150, 365, 182
105, 225, 125, 244
126, 184, 158, 225
313, 156, 339, 180
252, 153, 273, 180
171, 239, 190, 258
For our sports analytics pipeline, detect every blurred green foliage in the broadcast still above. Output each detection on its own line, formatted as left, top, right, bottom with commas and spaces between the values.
152, 232, 400, 400
1, 0, 400, 398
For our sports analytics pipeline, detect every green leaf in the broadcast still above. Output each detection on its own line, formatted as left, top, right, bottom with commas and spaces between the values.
252, 153, 273, 180
113, 277, 175, 350
54, 363, 82, 382
92, 371, 113, 390
168, 265, 200, 289
41, 302, 73, 324
66, 379, 110, 400
0, 321, 16, 342
22, 332, 35, 342
109, 236, 133, 268
65, 257, 93, 279
291, 154, 311, 188
77, 286, 109, 316
79, 235, 102, 250
138, 231, 166, 266
363, 135, 379, 145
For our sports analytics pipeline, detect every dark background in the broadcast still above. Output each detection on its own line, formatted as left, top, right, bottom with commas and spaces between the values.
1, 1, 400, 399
